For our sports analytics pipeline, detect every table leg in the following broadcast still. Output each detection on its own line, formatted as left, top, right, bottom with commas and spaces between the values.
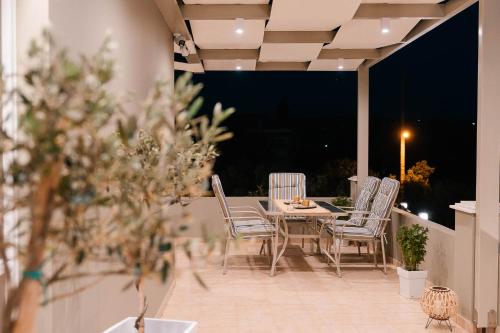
271, 215, 288, 276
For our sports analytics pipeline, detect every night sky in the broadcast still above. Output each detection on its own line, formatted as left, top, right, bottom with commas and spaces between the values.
180, 4, 479, 228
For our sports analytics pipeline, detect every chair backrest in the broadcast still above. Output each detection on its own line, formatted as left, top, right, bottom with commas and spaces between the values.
365, 177, 400, 237
268, 173, 306, 201
350, 176, 381, 226
212, 174, 232, 220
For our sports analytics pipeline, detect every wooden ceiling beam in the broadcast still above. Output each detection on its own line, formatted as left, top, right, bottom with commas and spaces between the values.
198, 49, 259, 60
318, 49, 380, 60
354, 4, 445, 19
186, 54, 201, 63
364, 0, 477, 68
154, 0, 203, 66
154, 0, 192, 40
256, 62, 309, 71
180, 4, 270, 20
263, 31, 336, 44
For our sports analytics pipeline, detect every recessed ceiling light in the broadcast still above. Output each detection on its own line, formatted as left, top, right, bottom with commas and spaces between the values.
381, 18, 390, 34
235, 18, 245, 35
236, 65, 242, 70
337, 58, 344, 70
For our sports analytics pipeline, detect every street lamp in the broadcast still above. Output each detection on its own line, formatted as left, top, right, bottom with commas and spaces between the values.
400, 130, 410, 182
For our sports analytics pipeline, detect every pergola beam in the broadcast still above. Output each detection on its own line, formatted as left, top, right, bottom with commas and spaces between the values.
186, 54, 201, 63
318, 49, 380, 59
154, 0, 203, 65
181, 4, 448, 20
402, 19, 441, 42
354, 4, 445, 19
365, 0, 478, 68
198, 49, 259, 60
154, 0, 192, 41
256, 62, 308, 71
263, 31, 335, 44
180, 4, 270, 20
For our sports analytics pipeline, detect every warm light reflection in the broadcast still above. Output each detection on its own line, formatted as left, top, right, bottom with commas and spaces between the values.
402, 130, 410, 139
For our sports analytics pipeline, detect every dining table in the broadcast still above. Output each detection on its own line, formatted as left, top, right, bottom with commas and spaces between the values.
257, 199, 347, 276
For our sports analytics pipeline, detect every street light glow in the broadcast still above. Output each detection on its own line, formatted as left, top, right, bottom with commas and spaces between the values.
402, 130, 410, 139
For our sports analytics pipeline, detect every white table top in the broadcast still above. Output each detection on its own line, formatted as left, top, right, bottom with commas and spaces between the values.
258, 199, 347, 217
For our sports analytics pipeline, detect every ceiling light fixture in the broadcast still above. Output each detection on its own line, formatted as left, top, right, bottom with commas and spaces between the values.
381, 18, 390, 34
337, 58, 344, 70
235, 18, 245, 35
236, 65, 242, 71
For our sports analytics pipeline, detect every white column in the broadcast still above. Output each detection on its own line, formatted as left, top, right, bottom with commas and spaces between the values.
474, 0, 500, 329
357, 65, 369, 194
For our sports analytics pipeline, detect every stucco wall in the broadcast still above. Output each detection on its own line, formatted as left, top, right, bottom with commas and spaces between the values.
387, 208, 456, 287
49, 0, 174, 110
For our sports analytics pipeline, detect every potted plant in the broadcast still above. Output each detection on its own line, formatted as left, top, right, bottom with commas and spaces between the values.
331, 196, 352, 207
396, 224, 429, 298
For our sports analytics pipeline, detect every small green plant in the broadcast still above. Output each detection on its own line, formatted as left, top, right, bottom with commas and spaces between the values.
396, 224, 429, 271
331, 196, 352, 207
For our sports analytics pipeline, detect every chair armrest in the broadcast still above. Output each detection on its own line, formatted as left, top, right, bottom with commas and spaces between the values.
358, 217, 391, 221
231, 210, 262, 215
224, 216, 266, 221
229, 206, 259, 212
228, 213, 265, 220
344, 210, 371, 215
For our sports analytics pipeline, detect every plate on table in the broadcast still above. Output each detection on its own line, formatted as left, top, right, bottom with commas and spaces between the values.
292, 204, 317, 209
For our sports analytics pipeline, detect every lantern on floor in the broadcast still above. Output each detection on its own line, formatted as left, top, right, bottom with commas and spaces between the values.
420, 286, 458, 331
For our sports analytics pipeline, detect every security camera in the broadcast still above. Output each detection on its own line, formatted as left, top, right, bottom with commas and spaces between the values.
174, 33, 190, 57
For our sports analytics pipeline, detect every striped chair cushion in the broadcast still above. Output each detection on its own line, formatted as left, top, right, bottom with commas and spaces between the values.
327, 225, 373, 237
233, 219, 268, 227
268, 173, 306, 201
212, 175, 231, 220
269, 173, 306, 221
212, 175, 239, 237
349, 176, 381, 226
235, 223, 275, 236
364, 178, 400, 237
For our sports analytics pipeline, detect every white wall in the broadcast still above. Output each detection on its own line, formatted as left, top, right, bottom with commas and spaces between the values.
13, 1, 175, 332
49, 0, 174, 110
16, 0, 49, 70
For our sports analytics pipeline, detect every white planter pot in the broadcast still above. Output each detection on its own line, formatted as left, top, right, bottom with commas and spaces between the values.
397, 266, 428, 299
103, 317, 198, 333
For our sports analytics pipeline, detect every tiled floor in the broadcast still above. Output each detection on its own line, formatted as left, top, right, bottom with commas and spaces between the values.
161, 239, 466, 333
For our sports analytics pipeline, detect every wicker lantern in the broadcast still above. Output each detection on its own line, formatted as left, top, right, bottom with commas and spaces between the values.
420, 286, 458, 331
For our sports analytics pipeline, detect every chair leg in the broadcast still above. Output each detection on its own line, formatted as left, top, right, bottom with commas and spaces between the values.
373, 240, 378, 267
271, 234, 278, 273
381, 239, 387, 274
326, 237, 331, 264
267, 239, 272, 258
259, 240, 265, 255
222, 239, 230, 274
335, 237, 343, 277
302, 225, 305, 248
